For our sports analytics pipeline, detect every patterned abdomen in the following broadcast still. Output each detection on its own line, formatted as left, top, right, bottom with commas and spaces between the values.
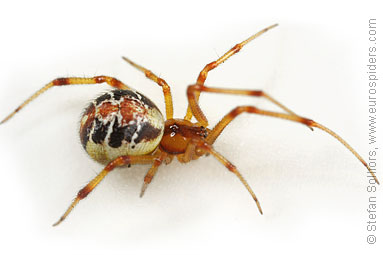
80, 89, 164, 164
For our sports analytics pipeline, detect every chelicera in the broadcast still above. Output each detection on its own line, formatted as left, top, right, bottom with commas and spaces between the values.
1, 24, 379, 226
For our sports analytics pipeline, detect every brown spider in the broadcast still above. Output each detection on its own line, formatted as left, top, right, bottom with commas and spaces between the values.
1, 24, 379, 226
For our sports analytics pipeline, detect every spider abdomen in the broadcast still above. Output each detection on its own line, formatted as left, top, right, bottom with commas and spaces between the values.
80, 89, 164, 164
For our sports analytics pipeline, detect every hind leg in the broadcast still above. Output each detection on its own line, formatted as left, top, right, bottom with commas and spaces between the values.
1, 76, 130, 124
53, 154, 157, 226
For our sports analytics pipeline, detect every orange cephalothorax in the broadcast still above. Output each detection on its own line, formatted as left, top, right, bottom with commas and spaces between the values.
159, 119, 208, 155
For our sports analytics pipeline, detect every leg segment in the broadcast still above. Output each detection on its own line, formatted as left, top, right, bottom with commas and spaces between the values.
178, 142, 197, 163
195, 140, 263, 214
1, 76, 130, 124
186, 83, 313, 131
184, 23, 278, 120
140, 151, 168, 197
207, 106, 380, 184
122, 56, 174, 119
52, 154, 157, 226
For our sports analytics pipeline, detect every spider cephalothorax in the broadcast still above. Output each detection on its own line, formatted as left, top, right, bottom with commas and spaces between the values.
0, 24, 379, 226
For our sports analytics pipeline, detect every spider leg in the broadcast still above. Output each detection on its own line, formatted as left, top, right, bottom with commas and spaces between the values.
186, 84, 313, 131
52, 154, 157, 227
178, 142, 197, 163
122, 56, 174, 119
208, 106, 380, 185
140, 151, 168, 198
1, 76, 130, 124
195, 140, 263, 214
184, 23, 278, 120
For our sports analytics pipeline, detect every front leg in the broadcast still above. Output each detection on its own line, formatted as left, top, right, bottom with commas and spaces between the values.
184, 24, 278, 120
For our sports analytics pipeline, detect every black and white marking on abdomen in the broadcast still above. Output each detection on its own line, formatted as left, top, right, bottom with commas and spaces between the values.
79, 89, 164, 164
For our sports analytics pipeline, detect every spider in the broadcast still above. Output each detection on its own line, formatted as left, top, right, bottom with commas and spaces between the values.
1, 24, 379, 226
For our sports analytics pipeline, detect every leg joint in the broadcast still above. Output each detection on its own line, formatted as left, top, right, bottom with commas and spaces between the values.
53, 77, 70, 86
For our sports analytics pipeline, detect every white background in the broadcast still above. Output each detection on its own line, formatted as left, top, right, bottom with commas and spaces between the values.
0, 0, 381, 254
